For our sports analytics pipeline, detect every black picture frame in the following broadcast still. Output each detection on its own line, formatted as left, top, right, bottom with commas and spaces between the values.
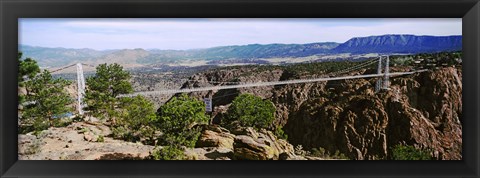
1, 0, 479, 177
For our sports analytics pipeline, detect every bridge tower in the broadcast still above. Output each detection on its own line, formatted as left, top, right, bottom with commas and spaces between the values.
375, 55, 390, 92
76, 63, 86, 115
375, 56, 383, 92
382, 55, 390, 90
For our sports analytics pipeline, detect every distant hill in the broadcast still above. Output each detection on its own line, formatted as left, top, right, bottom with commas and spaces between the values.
91, 48, 149, 68
19, 34, 462, 68
194, 42, 340, 60
19, 45, 116, 67
136, 42, 340, 64
332, 35, 462, 54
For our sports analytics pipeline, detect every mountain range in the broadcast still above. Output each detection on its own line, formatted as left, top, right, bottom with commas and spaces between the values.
19, 34, 462, 68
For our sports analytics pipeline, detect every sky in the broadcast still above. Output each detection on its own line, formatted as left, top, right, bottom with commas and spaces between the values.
19, 18, 462, 50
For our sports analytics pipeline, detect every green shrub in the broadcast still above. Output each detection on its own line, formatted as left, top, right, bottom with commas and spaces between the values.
161, 130, 202, 149
151, 146, 185, 160
310, 147, 328, 158
97, 135, 105, 142
391, 144, 433, 160
223, 93, 275, 130
274, 127, 288, 140
78, 127, 90, 134
21, 70, 74, 132
30, 119, 50, 134
52, 117, 73, 128
157, 94, 209, 148
84, 63, 133, 121
294, 145, 310, 156
112, 95, 158, 144
18, 52, 40, 104
18, 52, 40, 83
331, 150, 349, 160
112, 126, 134, 141
118, 96, 158, 128
309, 147, 349, 160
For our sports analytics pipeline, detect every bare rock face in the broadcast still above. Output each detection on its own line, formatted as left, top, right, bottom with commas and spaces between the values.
271, 81, 327, 130
283, 67, 462, 160
385, 67, 462, 160
174, 68, 284, 105
285, 92, 389, 160
174, 65, 462, 160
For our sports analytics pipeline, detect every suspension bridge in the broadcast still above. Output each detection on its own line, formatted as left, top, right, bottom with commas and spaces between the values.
45, 56, 427, 115
45, 63, 94, 115
119, 55, 427, 96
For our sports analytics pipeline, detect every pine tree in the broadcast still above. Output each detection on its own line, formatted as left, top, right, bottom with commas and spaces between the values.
18, 52, 40, 83
22, 70, 74, 131
157, 94, 209, 148
223, 93, 276, 130
18, 52, 40, 103
113, 95, 158, 144
84, 63, 133, 122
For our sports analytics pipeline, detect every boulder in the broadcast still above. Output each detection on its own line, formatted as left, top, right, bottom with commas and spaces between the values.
196, 125, 235, 149
193, 125, 305, 160
232, 127, 297, 160
234, 135, 277, 160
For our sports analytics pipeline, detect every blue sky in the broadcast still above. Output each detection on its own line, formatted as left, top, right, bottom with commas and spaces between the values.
19, 18, 462, 50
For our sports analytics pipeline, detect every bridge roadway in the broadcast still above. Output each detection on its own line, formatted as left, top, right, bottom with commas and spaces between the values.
119, 69, 428, 97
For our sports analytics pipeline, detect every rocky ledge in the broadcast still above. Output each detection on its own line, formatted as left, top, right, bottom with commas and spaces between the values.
18, 122, 154, 160
187, 125, 324, 160
19, 122, 328, 160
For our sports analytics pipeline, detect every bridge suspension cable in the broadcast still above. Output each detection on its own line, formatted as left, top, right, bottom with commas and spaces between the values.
121, 55, 418, 97
180, 57, 382, 85
48, 63, 78, 73
180, 79, 243, 85
330, 58, 379, 76
119, 69, 427, 97
44, 63, 94, 115
48, 63, 95, 73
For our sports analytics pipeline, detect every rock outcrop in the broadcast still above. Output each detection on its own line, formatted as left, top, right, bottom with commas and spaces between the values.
192, 125, 308, 160
282, 67, 462, 160
196, 125, 235, 150
231, 127, 296, 160
18, 122, 155, 160
183, 66, 462, 160
175, 68, 284, 105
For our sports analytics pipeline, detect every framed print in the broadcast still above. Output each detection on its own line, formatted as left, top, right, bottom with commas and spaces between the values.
1, 0, 479, 177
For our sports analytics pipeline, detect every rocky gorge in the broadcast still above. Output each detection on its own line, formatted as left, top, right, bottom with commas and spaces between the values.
19, 63, 462, 160
178, 65, 462, 160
